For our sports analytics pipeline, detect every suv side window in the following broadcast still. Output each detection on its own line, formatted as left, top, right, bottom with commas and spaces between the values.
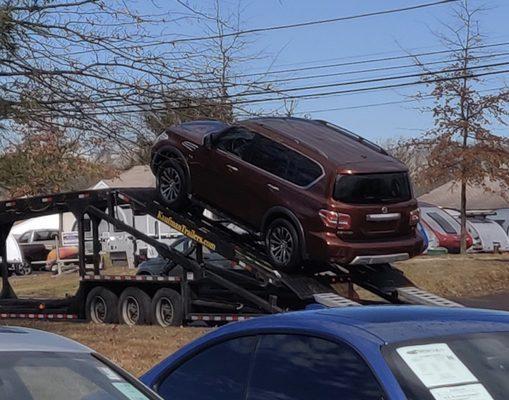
247, 334, 384, 400
215, 128, 255, 161
249, 135, 290, 180
18, 231, 31, 243
287, 151, 322, 186
157, 336, 257, 400
250, 135, 321, 186
33, 230, 50, 241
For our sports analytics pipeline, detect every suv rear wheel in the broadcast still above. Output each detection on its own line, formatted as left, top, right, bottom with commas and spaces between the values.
156, 159, 189, 209
265, 218, 302, 273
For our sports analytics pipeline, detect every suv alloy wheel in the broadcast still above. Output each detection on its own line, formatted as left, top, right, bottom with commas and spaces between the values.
157, 159, 189, 209
265, 218, 302, 272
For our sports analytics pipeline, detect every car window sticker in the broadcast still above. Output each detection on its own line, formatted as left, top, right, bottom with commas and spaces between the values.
430, 383, 494, 400
112, 382, 148, 400
98, 366, 122, 381
396, 343, 478, 388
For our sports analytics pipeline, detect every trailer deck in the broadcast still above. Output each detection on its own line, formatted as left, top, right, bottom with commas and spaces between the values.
0, 188, 462, 326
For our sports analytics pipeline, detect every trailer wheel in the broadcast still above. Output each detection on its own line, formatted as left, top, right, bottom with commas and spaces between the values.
151, 288, 183, 327
86, 287, 118, 324
118, 287, 151, 326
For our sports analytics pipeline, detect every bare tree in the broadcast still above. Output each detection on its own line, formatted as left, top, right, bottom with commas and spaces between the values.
0, 0, 206, 145
412, 0, 509, 253
123, 0, 281, 166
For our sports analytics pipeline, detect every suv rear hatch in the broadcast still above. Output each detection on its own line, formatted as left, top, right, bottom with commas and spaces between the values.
332, 172, 418, 241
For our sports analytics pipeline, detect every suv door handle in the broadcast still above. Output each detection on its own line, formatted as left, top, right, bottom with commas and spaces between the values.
267, 183, 279, 191
226, 164, 238, 172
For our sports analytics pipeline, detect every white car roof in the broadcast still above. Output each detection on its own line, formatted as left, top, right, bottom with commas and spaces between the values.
0, 326, 92, 353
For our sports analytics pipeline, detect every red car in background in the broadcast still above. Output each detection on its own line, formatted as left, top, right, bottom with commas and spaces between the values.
419, 203, 473, 253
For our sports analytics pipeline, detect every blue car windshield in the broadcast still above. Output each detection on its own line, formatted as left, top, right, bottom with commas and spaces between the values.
383, 332, 509, 400
0, 352, 158, 400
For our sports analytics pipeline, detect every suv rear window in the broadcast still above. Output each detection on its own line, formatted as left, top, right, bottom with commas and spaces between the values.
334, 172, 411, 204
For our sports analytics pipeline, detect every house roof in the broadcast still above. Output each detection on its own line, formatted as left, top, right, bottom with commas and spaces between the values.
92, 165, 155, 189
418, 178, 509, 210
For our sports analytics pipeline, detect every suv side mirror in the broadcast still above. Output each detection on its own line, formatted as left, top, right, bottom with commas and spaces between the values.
203, 134, 212, 149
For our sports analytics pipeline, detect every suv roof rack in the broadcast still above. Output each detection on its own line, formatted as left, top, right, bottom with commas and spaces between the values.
314, 120, 388, 156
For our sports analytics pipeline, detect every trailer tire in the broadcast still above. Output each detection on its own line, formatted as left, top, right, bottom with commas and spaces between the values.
118, 287, 151, 326
151, 288, 183, 327
86, 287, 118, 324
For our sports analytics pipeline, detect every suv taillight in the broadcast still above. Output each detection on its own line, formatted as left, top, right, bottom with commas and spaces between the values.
409, 208, 420, 226
319, 210, 351, 230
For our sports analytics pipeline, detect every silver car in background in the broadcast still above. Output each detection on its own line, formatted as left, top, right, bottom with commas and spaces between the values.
0, 326, 161, 400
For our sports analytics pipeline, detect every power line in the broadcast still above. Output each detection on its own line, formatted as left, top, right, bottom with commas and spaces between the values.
232, 68, 509, 106
292, 86, 506, 115
216, 60, 509, 100
229, 50, 509, 89
165, 0, 459, 44
125, 45, 509, 94
60, 58, 509, 111
50, 68, 509, 116
233, 40, 509, 79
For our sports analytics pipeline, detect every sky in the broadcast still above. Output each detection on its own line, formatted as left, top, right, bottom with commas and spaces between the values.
140, 0, 509, 142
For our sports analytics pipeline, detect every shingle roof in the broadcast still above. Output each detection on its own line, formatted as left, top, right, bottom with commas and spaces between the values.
418, 178, 509, 210
93, 165, 155, 189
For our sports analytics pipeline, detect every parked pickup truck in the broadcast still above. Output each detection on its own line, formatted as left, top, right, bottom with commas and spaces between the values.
16, 229, 59, 270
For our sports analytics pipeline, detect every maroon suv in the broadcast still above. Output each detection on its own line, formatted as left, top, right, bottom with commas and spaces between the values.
151, 117, 423, 272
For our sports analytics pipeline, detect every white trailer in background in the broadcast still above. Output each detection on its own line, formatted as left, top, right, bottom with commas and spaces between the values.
467, 214, 509, 253
444, 209, 509, 253
68, 204, 181, 268
3, 234, 31, 275
7, 234, 23, 265
488, 208, 509, 235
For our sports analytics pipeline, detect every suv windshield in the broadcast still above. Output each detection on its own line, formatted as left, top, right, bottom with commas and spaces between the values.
334, 172, 411, 204
383, 332, 509, 400
0, 351, 158, 400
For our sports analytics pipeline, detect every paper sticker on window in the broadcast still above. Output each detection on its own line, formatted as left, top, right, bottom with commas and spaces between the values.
396, 343, 477, 388
431, 383, 494, 400
112, 382, 149, 400
98, 366, 122, 381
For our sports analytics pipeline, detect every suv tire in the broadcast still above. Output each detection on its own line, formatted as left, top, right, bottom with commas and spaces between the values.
15, 263, 32, 276
265, 218, 302, 273
156, 159, 189, 210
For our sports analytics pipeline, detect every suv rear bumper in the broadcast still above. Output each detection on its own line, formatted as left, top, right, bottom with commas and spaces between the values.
307, 231, 424, 266
349, 253, 409, 265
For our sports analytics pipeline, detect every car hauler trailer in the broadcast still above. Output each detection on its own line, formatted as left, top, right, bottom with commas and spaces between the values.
0, 188, 462, 327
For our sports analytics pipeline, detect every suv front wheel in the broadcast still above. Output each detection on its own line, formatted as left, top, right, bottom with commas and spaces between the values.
156, 159, 189, 210
265, 218, 302, 273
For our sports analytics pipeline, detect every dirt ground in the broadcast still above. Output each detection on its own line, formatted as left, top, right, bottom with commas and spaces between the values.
2, 253, 509, 376
394, 253, 509, 298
